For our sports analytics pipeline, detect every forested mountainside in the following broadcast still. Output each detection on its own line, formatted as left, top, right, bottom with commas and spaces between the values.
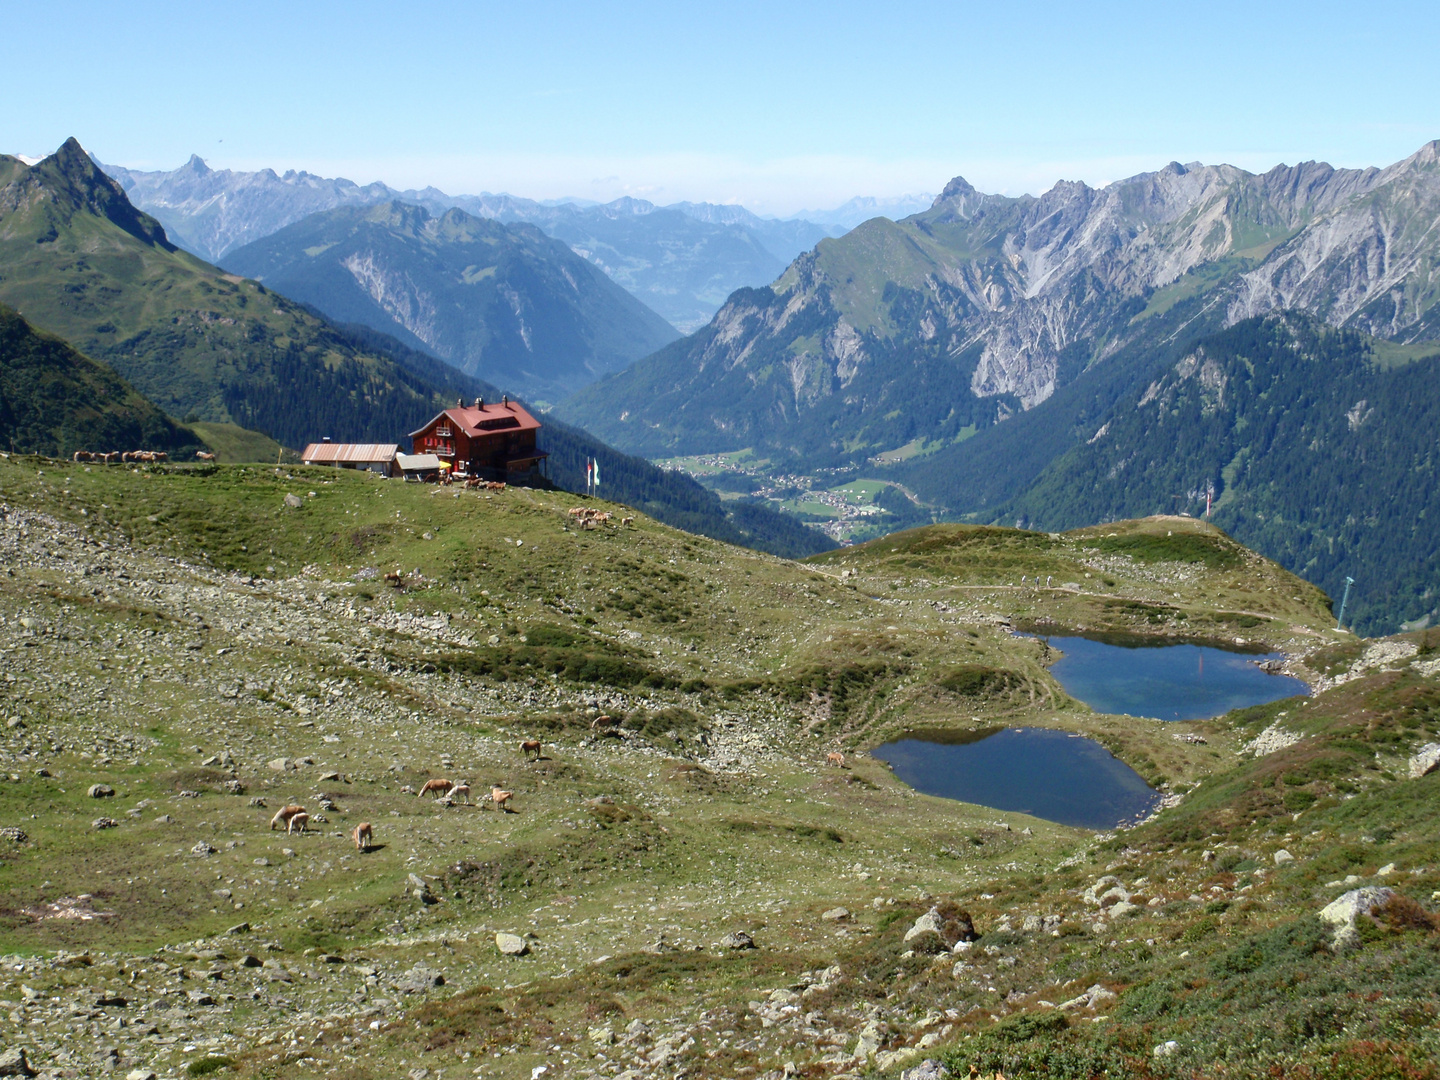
0, 304, 203, 458
992, 315, 1440, 635
221, 201, 679, 401
560, 142, 1440, 468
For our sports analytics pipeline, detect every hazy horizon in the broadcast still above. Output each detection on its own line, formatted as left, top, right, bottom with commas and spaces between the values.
7, 0, 1439, 216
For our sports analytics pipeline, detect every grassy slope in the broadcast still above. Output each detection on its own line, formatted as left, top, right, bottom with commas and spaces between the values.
0, 303, 203, 458
187, 422, 297, 464
0, 142, 463, 447
0, 458, 1436, 1079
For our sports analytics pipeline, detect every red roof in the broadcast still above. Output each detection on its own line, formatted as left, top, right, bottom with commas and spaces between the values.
408, 399, 542, 439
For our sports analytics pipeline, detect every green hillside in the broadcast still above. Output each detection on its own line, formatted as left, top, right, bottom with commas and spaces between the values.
0, 303, 202, 458
185, 421, 296, 464
220, 200, 679, 401
3, 457, 1438, 1078
0, 140, 466, 448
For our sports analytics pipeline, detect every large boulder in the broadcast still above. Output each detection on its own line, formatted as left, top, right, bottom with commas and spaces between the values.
901, 1061, 950, 1080
903, 902, 978, 954
1319, 886, 1395, 951
0, 1047, 36, 1077
495, 932, 529, 956
396, 964, 446, 992
1409, 743, 1440, 779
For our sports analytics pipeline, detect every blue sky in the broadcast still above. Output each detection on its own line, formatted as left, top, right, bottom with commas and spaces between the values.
7, 0, 1439, 214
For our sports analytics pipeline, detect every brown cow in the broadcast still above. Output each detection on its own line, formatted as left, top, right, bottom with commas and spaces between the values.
195, 451, 216, 461
270, 805, 306, 831
445, 782, 472, 806
286, 811, 309, 834
352, 822, 373, 851
826, 751, 845, 767
488, 787, 515, 812
418, 778, 454, 799
520, 739, 542, 760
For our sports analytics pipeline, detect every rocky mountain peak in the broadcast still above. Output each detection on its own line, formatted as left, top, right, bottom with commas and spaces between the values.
931, 175, 988, 220
13, 138, 173, 250
184, 154, 210, 174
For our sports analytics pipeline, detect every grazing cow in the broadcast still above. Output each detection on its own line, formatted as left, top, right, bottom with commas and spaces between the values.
195, 451, 216, 461
826, 751, 846, 768
445, 782, 472, 805
520, 739, 542, 760
270, 804, 306, 831
488, 787, 514, 812
418, 778, 454, 799
384, 571, 405, 589
286, 811, 309, 834
353, 822, 373, 851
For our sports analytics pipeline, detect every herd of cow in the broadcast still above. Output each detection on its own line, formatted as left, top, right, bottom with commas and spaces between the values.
567, 506, 634, 530
261, 735, 849, 858
72, 450, 218, 463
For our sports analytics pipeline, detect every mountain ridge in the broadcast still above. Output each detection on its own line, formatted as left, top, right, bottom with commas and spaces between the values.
97, 157, 864, 331
219, 199, 680, 401
559, 140, 1440, 466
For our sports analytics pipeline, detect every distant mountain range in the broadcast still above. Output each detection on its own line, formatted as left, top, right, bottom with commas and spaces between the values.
784, 193, 936, 231
98, 156, 922, 333
0, 139, 832, 559
220, 200, 678, 401
560, 142, 1440, 464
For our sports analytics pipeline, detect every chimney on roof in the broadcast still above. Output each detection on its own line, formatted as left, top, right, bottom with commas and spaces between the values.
503, 394, 509, 408
322, 436, 332, 443
474, 396, 483, 408
457, 397, 464, 407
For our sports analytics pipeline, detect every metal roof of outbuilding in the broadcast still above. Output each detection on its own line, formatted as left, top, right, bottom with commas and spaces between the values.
301, 443, 398, 464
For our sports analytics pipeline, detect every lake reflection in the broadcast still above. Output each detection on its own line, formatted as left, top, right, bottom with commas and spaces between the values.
1039, 634, 1308, 720
873, 727, 1160, 830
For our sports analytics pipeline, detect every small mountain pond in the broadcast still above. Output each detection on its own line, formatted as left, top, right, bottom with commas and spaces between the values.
873, 727, 1160, 830
871, 634, 1310, 828
1036, 632, 1309, 721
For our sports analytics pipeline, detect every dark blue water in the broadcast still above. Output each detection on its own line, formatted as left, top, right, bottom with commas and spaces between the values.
1040, 635, 1308, 720
873, 727, 1160, 830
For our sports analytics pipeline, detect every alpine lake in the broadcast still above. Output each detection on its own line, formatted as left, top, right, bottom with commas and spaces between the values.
874, 633, 1311, 829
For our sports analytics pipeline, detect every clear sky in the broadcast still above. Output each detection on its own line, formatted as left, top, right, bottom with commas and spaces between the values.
6, 0, 1438, 215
